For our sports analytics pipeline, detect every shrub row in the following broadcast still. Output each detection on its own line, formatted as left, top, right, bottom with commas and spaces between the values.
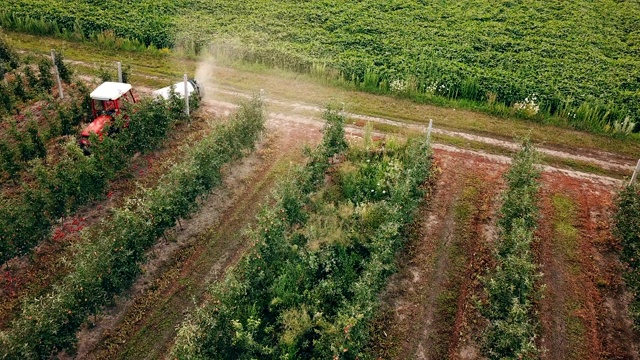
480, 140, 541, 359
170, 110, 433, 359
0, 10, 171, 56
613, 183, 640, 329
0, 97, 266, 358
0, 91, 198, 264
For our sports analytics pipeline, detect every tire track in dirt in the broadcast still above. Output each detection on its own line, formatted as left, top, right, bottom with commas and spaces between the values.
369, 148, 508, 360
536, 172, 640, 360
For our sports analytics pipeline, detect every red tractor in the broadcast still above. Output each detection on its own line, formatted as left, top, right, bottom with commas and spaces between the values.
79, 82, 136, 154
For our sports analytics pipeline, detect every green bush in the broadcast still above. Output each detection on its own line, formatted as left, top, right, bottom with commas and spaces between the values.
52, 50, 72, 83
37, 58, 53, 92
613, 184, 640, 329
0, 31, 19, 70
481, 140, 541, 359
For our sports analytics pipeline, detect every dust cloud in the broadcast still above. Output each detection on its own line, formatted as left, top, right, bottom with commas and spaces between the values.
194, 56, 217, 104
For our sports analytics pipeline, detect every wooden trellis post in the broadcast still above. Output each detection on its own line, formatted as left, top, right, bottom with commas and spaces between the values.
117, 61, 123, 82
184, 73, 190, 118
630, 159, 640, 186
50, 50, 63, 99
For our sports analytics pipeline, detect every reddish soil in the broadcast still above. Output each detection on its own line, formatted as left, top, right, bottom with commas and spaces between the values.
369, 148, 508, 360
536, 171, 640, 360
369, 147, 639, 360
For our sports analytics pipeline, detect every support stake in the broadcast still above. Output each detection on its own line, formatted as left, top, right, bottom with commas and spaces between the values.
184, 73, 190, 118
427, 119, 433, 142
117, 62, 123, 83
630, 159, 640, 186
50, 50, 64, 99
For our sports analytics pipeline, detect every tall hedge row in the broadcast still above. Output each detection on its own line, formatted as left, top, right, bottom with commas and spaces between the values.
481, 141, 542, 359
613, 183, 640, 329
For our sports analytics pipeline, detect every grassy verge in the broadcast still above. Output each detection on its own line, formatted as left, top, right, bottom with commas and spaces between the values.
550, 195, 588, 359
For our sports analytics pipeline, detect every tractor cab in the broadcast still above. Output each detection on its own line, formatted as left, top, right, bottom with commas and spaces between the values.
80, 82, 136, 152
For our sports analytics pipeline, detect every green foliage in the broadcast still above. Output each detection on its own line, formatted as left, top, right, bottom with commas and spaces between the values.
0, 31, 19, 70
0, 81, 14, 113
97, 64, 113, 82
481, 140, 541, 359
0, 98, 266, 358
11, 73, 27, 101
171, 113, 433, 359
26, 122, 46, 159
121, 63, 131, 83
613, 184, 640, 329
3, 1, 640, 133
0, 140, 20, 182
52, 50, 72, 83
37, 58, 53, 92
321, 107, 348, 158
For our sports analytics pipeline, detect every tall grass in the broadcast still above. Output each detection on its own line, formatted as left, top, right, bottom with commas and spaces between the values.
0, 11, 169, 56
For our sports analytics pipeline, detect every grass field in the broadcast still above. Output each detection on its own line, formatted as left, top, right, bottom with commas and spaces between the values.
3, 0, 640, 134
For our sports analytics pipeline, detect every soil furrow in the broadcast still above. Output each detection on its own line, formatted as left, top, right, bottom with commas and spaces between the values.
368, 149, 507, 359
536, 172, 640, 360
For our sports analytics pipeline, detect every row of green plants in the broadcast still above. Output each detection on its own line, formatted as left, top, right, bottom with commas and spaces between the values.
613, 182, 640, 329
0, 9, 172, 55
0, 97, 266, 359
0, 88, 199, 264
480, 141, 542, 359
170, 112, 433, 359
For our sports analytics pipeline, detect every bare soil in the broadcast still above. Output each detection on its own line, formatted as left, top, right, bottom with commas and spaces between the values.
370, 146, 639, 360
536, 171, 640, 360
369, 148, 508, 360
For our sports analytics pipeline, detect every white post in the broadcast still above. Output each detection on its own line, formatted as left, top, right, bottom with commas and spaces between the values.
427, 119, 433, 141
630, 159, 640, 186
117, 62, 123, 83
184, 73, 190, 118
50, 50, 63, 99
